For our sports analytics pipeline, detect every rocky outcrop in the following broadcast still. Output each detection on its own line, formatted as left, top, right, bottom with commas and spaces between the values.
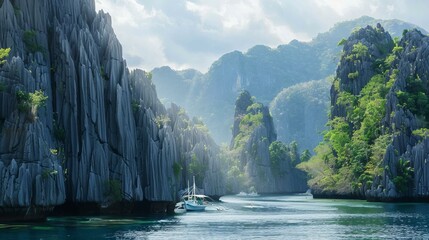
331, 24, 394, 118
0, 0, 68, 220
229, 91, 307, 193
366, 29, 429, 200
0, 0, 142, 211
130, 70, 225, 201
320, 23, 429, 201
48, 1, 142, 204
337, 25, 393, 94
411, 138, 429, 197
0, 0, 225, 219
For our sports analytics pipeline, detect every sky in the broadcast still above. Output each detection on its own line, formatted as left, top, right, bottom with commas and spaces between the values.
95, 0, 428, 73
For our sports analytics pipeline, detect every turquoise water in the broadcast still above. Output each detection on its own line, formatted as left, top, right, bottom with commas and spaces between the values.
1, 194, 429, 239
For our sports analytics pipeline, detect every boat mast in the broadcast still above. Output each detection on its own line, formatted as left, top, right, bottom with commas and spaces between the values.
193, 176, 196, 202
187, 179, 190, 201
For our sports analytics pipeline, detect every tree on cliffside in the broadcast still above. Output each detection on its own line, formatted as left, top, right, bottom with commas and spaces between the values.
299, 25, 394, 197
300, 25, 429, 200
0, 48, 10, 65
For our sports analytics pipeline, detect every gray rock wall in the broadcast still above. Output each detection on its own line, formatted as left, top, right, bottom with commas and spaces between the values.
367, 29, 429, 200
47, 2, 142, 203
0, 0, 225, 215
411, 139, 429, 197
243, 125, 276, 192
330, 24, 429, 200
131, 70, 225, 200
331, 24, 394, 119
0, 0, 66, 210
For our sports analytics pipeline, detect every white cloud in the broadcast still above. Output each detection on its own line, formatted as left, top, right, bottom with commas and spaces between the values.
95, 0, 429, 73
369, 4, 378, 13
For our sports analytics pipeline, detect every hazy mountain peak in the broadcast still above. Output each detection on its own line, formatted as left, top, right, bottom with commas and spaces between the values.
245, 45, 273, 56
151, 16, 426, 144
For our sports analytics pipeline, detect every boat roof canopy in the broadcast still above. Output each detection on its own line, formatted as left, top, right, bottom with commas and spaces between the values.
182, 194, 215, 201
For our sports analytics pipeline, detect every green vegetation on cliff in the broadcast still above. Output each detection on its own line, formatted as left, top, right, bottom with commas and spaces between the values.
313, 80, 384, 190
301, 26, 429, 200
16, 89, 48, 121
299, 25, 429, 198
226, 91, 308, 193
233, 107, 264, 149
269, 141, 300, 176
0, 48, 10, 64
396, 75, 429, 124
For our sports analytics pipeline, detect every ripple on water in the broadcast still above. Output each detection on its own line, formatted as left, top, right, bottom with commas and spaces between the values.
2, 195, 429, 240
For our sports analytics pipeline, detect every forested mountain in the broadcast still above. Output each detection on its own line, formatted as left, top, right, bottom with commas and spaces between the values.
152, 16, 426, 147
299, 24, 429, 201
270, 79, 330, 153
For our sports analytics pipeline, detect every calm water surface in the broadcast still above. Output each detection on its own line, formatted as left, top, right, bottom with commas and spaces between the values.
1, 194, 429, 239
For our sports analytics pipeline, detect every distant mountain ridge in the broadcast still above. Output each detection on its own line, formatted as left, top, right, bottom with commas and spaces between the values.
152, 16, 427, 148
270, 79, 331, 153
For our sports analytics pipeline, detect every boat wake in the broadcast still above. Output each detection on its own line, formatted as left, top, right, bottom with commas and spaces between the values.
236, 191, 259, 197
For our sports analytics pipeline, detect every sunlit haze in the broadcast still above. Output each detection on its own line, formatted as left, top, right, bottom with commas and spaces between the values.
95, 0, 428, 72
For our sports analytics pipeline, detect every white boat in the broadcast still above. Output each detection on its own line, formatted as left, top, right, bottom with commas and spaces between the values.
176, 176, 222, 212
183, 176, 207, 211
184, 198, 206, 211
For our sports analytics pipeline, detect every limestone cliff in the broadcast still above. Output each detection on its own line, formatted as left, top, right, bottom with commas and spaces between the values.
228, 91, 307, 193
0, 0, 224, 219
130, 70, 225, 201
303, 24, 429, 201
367, 29, 429, 200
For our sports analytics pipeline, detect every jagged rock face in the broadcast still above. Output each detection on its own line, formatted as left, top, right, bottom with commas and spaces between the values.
410, 139, 429, 197
130, 70, 225, 200
243, 125, 276, 192
329, 25, 429, 200
0, 0, 69, 210
230, 91, 306, 193
367, 29, 429, 200
168, 105, 226, 197
336, 25, 394, 95
132, 70, 181, 201
0, 112, 65, 207
0, 0, 224, 214
331, 25, 394, 119
0, 0, 143, 205
48, 1, 142, 203
231, 90, 254, 145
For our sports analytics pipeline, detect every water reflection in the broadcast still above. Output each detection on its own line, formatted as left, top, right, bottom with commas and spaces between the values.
1, 195, 429, 239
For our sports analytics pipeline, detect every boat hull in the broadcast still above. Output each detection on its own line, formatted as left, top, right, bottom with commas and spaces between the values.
184, 201, 206, 211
